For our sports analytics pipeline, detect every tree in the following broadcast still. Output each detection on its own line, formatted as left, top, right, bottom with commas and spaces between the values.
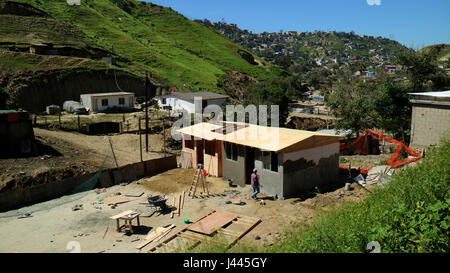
372, 79, 411, 141
327, 76, 377, 135
395, 49, 439, 91
275, 54, 292, 70
243, 76, 293, 126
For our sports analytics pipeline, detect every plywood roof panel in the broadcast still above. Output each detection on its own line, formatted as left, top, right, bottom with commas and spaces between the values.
177, 122, 340, 152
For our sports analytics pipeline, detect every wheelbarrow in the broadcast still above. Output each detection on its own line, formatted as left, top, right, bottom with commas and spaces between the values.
146, 195, 168, 217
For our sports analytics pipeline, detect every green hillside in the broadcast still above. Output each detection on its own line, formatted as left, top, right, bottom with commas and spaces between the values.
420, 44, 450, 60
0, 0, 276, 110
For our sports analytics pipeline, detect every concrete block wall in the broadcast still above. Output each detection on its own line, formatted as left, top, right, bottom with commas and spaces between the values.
411, 105, 450, 147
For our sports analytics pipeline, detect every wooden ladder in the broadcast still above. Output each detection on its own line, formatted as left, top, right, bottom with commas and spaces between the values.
188, 166, 209, 198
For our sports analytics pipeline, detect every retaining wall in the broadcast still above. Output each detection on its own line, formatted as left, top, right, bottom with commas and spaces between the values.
0, 155, 177, 212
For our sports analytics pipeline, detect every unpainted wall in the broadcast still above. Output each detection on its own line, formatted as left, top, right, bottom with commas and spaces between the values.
282, 142, 340, 199
222, 143, 246, 186
253, 152, 284, 199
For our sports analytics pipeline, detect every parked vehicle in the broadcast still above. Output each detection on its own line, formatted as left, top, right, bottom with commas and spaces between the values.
63, 101, 88, 115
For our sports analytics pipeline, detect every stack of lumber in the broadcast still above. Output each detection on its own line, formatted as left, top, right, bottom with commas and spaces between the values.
136, 224, 176, 249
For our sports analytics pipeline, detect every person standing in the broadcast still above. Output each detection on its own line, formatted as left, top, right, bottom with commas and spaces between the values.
251, 168, 260, 200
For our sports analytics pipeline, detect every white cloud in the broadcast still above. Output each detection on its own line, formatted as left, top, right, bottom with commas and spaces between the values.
366, 0, 382, 6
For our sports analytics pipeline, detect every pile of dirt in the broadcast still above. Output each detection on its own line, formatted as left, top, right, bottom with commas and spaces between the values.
296, 186, 369, 210
0, 165, 88, 193
140, 168, 197, 194
140, 168, 228, 195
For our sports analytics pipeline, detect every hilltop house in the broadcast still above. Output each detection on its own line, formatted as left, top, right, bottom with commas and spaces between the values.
157, 92, 229, 115
80, 92, 135, 113
177, 122, 341, 199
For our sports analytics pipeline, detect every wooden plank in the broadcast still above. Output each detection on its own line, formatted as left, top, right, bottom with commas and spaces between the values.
219, 230, 241, 237
170, 196, 176, 218
148, 212, 261, 253
181, 191, 185, 209
177, 193, 182, 216
148, 228, 188, 253
228, 218, 261, 247
105, 196, 130, 205
137, 224, 175, 249
179, 233, 201, 241
110, 210, 134, 220
187, 211, 238, 235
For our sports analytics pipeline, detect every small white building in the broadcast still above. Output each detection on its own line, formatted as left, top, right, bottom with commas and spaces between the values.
80, 92, 135, 113
157, 91, 229, 115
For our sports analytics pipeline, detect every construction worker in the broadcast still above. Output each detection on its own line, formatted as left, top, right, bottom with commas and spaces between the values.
251, 168, 260, 200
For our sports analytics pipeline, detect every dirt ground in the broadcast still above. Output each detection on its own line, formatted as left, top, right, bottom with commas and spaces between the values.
341, 154, 393, 169
0, 167, 370, 253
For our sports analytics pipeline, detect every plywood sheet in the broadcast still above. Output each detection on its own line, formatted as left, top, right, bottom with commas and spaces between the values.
187, 211, 238, 235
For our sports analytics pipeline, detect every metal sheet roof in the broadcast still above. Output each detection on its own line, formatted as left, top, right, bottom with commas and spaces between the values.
408, 91, 450, 98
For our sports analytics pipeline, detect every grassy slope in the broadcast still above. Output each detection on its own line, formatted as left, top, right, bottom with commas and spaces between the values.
267, 138, 450, 253
2, 0, 274, 92
420, 44, 450, 59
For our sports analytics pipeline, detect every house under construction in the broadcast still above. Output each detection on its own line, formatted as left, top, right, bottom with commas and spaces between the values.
177, 122, 341, 199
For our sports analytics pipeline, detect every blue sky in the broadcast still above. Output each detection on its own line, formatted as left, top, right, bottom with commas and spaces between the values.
144, 0, 450, 49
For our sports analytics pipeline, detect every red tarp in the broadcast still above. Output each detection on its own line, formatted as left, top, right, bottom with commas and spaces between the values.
340, 129, 422, 174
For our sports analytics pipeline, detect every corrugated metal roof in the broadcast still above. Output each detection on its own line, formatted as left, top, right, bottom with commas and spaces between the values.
408, 91, 450, 97
81, 92, 135, 97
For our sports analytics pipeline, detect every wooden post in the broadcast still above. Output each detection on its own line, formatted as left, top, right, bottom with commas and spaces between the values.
58, 112, 61, 129
77, 115, 80, 132
139, 117, 143, 162
162, 116, 166, 157
109, 137, 119, 168
34, 114, 37, 126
